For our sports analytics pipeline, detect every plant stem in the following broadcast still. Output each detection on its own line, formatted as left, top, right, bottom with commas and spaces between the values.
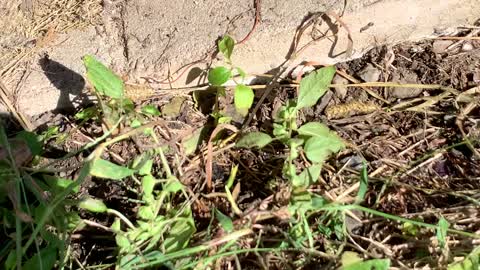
107, 209, 136, 230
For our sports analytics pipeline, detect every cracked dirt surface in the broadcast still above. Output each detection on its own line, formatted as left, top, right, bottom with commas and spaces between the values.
1, 0, 479, 118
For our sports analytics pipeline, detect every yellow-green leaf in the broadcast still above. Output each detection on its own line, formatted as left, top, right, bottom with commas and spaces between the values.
296, 66, 336, 109
208, 66, 231, 86
78, 198, 108, 213
90, 158, 135, 180
218, 35, 235, 60
234, 84, 254, 116
304, 134, 344, 163
83, 55, 124, 99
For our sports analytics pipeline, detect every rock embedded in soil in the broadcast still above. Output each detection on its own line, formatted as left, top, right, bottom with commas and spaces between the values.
358, 64, 381, 82
332, 75, 349, 99
161, 96, 186, 118
432, 40, 454, 54
390, 70, 423, 99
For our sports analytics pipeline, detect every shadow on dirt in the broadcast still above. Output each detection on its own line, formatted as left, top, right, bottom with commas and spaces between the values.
39, 54, 89, 114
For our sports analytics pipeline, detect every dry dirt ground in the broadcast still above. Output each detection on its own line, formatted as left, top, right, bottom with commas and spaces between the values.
1, 0, 480, 269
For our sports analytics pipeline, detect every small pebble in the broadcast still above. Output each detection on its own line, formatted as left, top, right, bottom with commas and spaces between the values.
432, 40, 453, 54
358, 64, 381, 82
331, 75, 349, 99
461, 42, 473, 52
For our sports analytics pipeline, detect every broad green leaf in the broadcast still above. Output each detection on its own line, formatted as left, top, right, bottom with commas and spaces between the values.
130, 118, 142, 128
16, 130, 42, 156
83, 55, 124, 99
78, 198, 108, 213
90, 158, 135, 180
22, 246, 57, 270
296, 66, 336, 109
116, 234, 131, 249
342, 258, 390, 270
234, 84, 254, 116
138, 205, 155, 220
111, 218, 121, 232
142, 175, 156, 195
295, 164, 322, 187
297, 122, 331, 137
47, 177, 80, 193
141, 104, 161, 116
208, 66, 231, 86
218, 35, 235, 60
138, 159, 153, 176
303, 133, 344, 163
164, 178, 184, 194
341, 251, 363, 268
356, 162, 368, 204
215, 209, 233, 232
236, 132, 272, 149
437, 216, 449, 249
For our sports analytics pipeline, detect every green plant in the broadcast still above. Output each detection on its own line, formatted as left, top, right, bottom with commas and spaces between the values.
207, 35, 254, 120
236, 66, 343, 189
79, 149, 195, 268
82, 55, 160, 130
0, 125, 85, 270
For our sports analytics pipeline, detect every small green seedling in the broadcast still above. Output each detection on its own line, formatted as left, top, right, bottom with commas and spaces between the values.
207, 35, 254, 118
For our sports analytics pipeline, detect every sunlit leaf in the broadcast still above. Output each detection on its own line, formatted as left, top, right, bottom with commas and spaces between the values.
218, 35, 235, 60
296, 66, 336, 109
90, 158, 135, 180
208, 66, 231, 86
138, 205, 155, 220
234, 84, 254, 116
138, 159, 153, 176
236, 132, 272, 149
78, 198, 108, 213
142, 175, 156, 195
341, 251, 362, 268
303, 133, 344, 163
47, 177, 80, 193
83, 55, 124, 98
141, 104, 161, 116
215, 209, 233, 232
297, 122, 331, 138
164, 178, 184, 194
342, 258, 390, 270
116, 234, 131, 249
